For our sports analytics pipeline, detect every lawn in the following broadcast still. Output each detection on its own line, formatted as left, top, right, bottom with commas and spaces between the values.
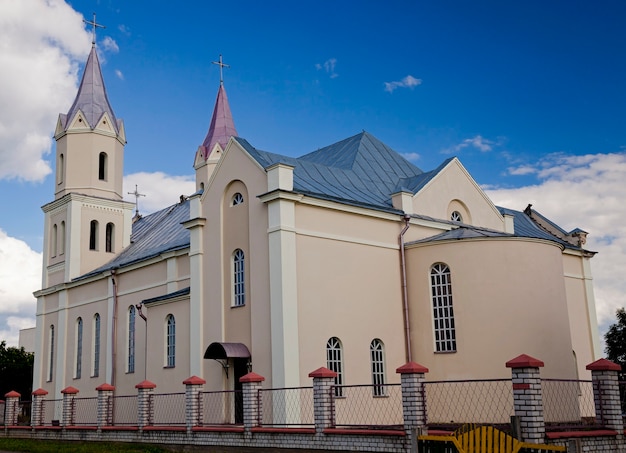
0, 438, 170, 452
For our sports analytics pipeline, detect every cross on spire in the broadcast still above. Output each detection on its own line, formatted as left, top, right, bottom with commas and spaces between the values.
212, 54, 230, 85
128, 184, 146, 217
83, 12, 105, 46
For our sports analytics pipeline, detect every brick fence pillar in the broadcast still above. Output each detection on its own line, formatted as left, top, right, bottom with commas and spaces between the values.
96, 383, 115, 428
240, 372, 265, 433
506, 354, 545, 443
135, 380, 156, 429
61, 386, 79, 427
4, 391, 20, 426
183, 375, 206, 431
31, 388, 48, 427
397, 362, 429, 453
309, 367, 337, 434
586, 358, 624, 433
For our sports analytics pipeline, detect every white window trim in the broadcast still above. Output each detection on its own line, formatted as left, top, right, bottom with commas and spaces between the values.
370, 339, 386, 396
430, 263, 457, 353
326, 337, 344, 397
232, 249, 245, 307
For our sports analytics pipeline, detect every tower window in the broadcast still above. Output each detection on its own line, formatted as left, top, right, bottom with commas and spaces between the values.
105, 223, 114, 253
89, 220, 99, 250
60, 221, 65, 255
57, 154, 64, 185
51, 224, 58, 258
98, 152, 107, 181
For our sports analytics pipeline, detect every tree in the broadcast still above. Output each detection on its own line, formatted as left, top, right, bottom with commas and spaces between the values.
604, 307, 626, 380
0, 341, 34, 399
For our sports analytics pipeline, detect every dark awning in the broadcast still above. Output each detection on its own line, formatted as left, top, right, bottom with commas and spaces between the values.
203, 342, 251, 360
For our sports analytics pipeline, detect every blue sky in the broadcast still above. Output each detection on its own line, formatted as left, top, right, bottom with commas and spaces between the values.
1, 0, 625, 346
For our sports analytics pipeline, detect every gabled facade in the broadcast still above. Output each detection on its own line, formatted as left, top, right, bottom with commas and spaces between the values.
33, 47, 601, 404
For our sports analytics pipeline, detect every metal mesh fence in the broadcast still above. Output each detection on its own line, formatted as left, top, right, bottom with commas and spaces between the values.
424, 379, 513, 428
201, 390, 239, 425
0, 401, 4, 425
72, 397, 98, 425
41, 398, 63, 426
111, 395, 137, 426
260, 386, 314, 426
331, 384, 403, 428
542, 379, 596, 429
151, 392, 186, 425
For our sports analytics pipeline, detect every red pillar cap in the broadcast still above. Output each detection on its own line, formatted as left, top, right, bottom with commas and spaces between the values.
308, 367, 337, 378
95, 383, 115, 391
183, 375, 206, 385
32, 388, 49, 396
396, 362, 429, 374
61, 386, 79, 394
239, 372, 265, 383
4, 391, 20, 398
135, 380, 157, 389
506, 354, 544, 368
586, 358, 622, 371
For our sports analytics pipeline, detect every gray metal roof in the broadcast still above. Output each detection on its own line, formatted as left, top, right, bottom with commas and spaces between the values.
62, 46, 120, 133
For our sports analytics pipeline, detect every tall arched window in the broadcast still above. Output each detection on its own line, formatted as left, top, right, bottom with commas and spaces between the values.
128, 306, 136, 373
75, 317, 83, 378
326, 337, 344, 396
57, 153, 64, 185
93, 313, 101, 377
370, 339, 386, 396
431, 263, 456, 352
166, 314, 175, 368
60, 221, 65, 255
233, 249, 245, 306
48, 325, 55, 382
51, 224, 58, 257
98, 152, 107, 181
105, 223, 114, 253
89, 220, 99, 250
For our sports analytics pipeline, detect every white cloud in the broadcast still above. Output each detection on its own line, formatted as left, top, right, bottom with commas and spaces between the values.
115, 69, 124, 80
448, 135, 495, 154
102, 36, 119, 53
316, 58, 338, 79
118, 24, 131, 36
384, 75, 422, 93
0, 0, 91, 182
124, 172, 196, 215
0, 229, 41, 346
486, 152, 626, 347
402, 152, 421, 162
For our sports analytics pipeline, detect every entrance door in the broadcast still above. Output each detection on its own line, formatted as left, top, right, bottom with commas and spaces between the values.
233, 358, 248, 424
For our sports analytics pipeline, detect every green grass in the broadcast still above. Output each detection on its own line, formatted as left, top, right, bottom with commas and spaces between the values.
0, 438, 171, 452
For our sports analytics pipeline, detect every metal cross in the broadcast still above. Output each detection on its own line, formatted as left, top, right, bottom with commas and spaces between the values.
212, 54, 230, 85
128, 184, 146, 216
83, 12, 105, 46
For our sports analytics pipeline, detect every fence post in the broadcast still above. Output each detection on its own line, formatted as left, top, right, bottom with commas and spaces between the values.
135, 380, 156, 429
309, 367, 337, 434
96, 383, 115, 428
397, 362, 429, 453
183, 375, 206, 431
240, 372, 264, 433
506, 354, 545, 443
61, 386, 79, 427
4, 391, 20, 426
586, 358, 624, 433
31, 388, 48, 427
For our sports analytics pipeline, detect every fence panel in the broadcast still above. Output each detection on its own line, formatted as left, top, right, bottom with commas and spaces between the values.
542, 379, 597, 430
424, 379, 513, 428
202, 390, 239, 425
41, 399, 63, 426
0, 401, 4, 425
260, 386, 314, 427
72, 397, 98, 425
332, 384, 403, 428
151, 392, 186, 425
112, 395, 137, 426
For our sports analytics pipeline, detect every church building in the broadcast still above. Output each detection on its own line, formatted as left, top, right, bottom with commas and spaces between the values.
33, 42, 601, 404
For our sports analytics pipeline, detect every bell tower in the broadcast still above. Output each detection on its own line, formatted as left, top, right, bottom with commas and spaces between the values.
41, 28, 133, 286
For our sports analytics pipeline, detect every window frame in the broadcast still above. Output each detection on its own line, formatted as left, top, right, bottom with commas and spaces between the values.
430, 263, 457, 353
370, 339, 386, 396
75, 317, 83, 379
98, 152, 107, 181
326, 337, 344, 397
127, 305, 136, 373
48, 325, 55, 382
231, 192, 244, 206
233, 249, 245, 307
105, 222, 114, 253
93, 313, 101, 377
165, 314, 176, 368
89, 220, 99, 251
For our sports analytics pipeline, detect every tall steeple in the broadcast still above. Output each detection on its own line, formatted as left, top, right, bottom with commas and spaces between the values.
199, 84, 238, 160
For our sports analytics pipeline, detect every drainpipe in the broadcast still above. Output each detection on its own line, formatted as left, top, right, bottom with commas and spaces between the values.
111, 269, 118, 387
399, 214, 412, 363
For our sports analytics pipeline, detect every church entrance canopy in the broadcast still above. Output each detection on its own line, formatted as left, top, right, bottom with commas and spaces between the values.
203, 342, 251, 360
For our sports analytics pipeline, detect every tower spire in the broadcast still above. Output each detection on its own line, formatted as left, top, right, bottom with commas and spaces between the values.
211, 54, 229, 86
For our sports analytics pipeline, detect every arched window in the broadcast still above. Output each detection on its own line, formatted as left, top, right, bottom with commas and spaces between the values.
98, 152, 107, 181
431, 263, 456, 352
93, 313, 101, 377
451, 211, 463, 222
48, 325, 55, 382
166, 314, 175, 368
89, 220, 99, 251
75, 317, 83, 378
233, 249, 245, 306
51, 224, 58, 257
128, 306, 136, 373
60, 221, 65, 255
58, 153, 64, 185
370, 339, 386, 396
326, 337, 344, 396
231, 192, 244, 206
105, 223, 114, 253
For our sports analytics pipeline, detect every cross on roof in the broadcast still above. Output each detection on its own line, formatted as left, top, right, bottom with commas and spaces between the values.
212, 54, 230, 85
128, 184, 146, 217
83, 12, 105, 46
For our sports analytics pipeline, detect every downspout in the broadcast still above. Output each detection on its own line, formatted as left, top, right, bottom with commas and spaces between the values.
399, 214, 412, 363
111, 269, 118, 387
